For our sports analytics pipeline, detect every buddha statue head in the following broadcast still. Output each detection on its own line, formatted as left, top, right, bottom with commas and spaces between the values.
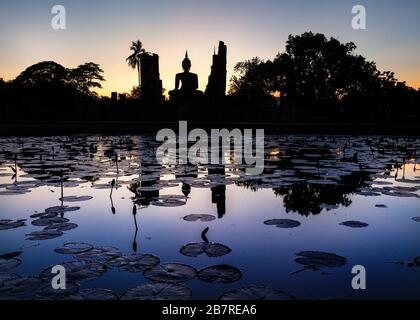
182, 51, 191, 72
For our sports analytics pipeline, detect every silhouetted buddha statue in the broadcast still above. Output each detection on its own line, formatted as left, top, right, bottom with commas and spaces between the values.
169, 52, 203, 100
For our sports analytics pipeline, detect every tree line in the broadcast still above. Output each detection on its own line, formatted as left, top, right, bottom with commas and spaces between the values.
228, 32, 420, 122
1, 31, 419, 124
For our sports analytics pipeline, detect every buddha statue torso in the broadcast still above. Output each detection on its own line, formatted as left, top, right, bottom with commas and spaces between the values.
175, 71, 198, 93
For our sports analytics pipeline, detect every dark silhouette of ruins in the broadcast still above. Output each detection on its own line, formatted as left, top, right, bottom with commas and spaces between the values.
166, 43, 227, 119
205, 41, 227, 102
140, 52, 163, 105
1, 33, 420, 133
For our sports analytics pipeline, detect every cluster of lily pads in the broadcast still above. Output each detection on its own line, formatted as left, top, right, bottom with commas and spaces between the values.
1, 135, 419, 300
1, 243, 290, 300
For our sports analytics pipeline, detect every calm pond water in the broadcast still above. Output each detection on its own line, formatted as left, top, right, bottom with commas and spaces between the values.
0, 135, 419, 300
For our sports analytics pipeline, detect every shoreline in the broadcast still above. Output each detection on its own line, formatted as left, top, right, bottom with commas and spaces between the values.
0, 121, 419, 136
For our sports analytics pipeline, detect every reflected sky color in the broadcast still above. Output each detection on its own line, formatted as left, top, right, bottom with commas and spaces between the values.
0, 135, 419, 299
0, 0, 419, 95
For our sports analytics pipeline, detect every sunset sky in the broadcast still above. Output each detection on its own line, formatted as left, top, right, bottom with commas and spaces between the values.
0, 0, 419, 96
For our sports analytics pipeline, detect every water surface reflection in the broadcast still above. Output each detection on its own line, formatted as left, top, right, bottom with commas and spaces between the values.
0, 135, 419, 299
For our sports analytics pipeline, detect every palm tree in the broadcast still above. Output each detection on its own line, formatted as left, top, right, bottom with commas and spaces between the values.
126, 40, 146, 91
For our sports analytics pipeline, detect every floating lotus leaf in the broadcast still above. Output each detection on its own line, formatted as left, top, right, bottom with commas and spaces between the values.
75, 246, 122, 264
197, 265, 242, 283
340, 221, 369, 228
68, 288, 118, 300
0, 219, 26, 231
45, 222, 78, 231
0, 251, 22, 260
25, 230, 63, 240
356, 191, 381, 197
180, 242, 231, 258
375, 204, 388, 208
143, 263, 197, 283
109, 253, 160, 272
382, 191, 417, 198
0, 273, 21, 288
219, 286, 295, 300
0, 276, 43, 299
30, 212, 58, 219
0, 190, 30, 195
6, 185, 31, 192
59, 196, 93, 202
32, 216, 69, 227
121, 283, 192, 300
159, 194, 186, 200
54, 242, 94, 254
36, 281, 80, 300
45, 206, 80, 214
0, 258, 22, 271
136, 186, 162, 192
264, 219, 301, 228
183, 214, 216, 222
151, 198, 186, 207
40, 260, 107, 283
294, 251, 346, 269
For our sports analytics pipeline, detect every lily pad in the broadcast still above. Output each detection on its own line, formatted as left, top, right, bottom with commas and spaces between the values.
0, 219, 26, 231
59, 196, 93, 202
180, 242, 231, 258
0, 258, 22, 271
40, 260, 107, 283
32, 216, 69, 227
340, 221, 369, 228
294, 251, 346, 270
0, 276, 43, 298
219, 286, 295, 300
136, 186, 162, 192
54, 242, 94, 254
197, 264, 242, 283
25, 230, 63, 240
0, 190, 30, 195
45, 206, 80, 214
68, 288, 119, 300
0, 273, 21, 296
30, 212, 58, 219
143, 263, 197, 283
36, 281, 80, 300
121, 283, 192, 300
75, 246, 122, 264
0, 251, 22, 260
109, 253, 160, 272
151, 198, 186, 207
45, 222, 78, 231
375, 204, 388, 208
183, 214, 216, 222
264, 219, 301, 228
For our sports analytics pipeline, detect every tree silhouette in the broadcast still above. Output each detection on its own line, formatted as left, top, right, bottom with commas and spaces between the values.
14, 61, 69, 87
14, 61, 105, 96
229, 31, 417, 121
69, 62, 105, 96
126, 40, 146, 93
